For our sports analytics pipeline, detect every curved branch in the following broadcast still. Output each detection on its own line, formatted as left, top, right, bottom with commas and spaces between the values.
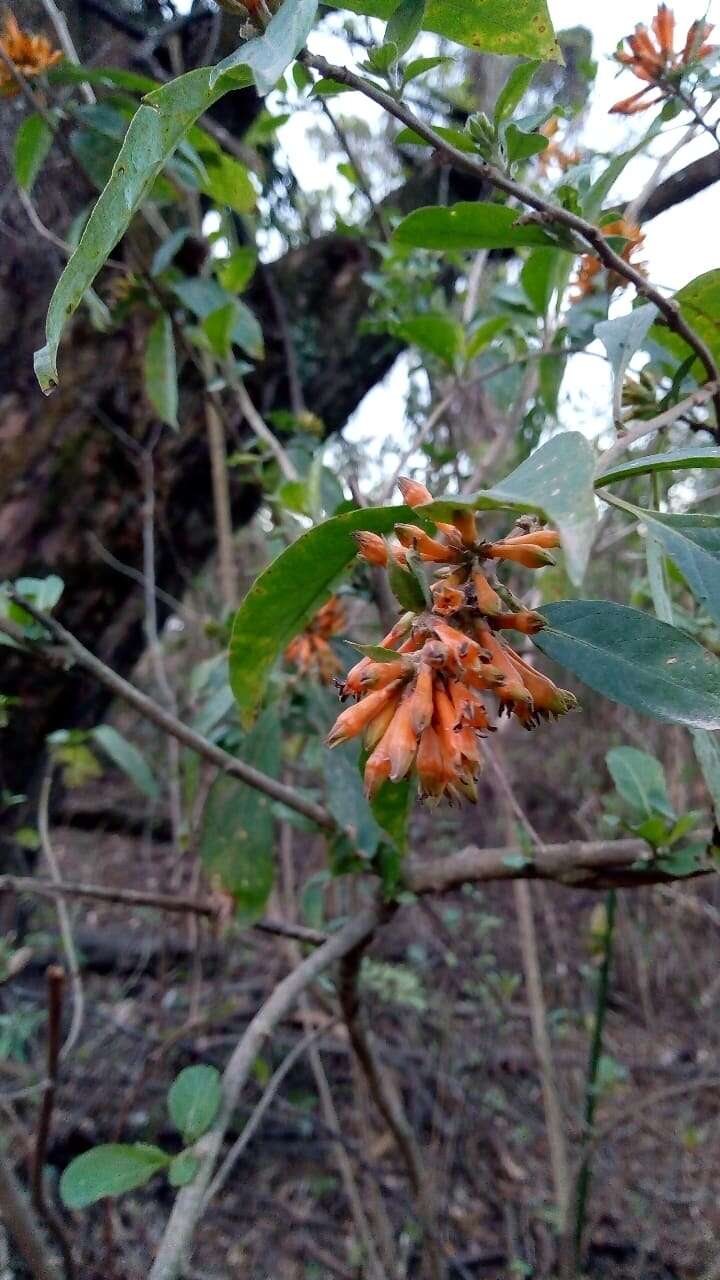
148, 905, 381, 1280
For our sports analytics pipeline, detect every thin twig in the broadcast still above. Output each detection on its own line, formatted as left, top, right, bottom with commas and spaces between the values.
318, 96, 390, 240
140, 445, 184, 854
276, 821, 389, 1280
0, 875, 328, 944
31, 967, 75, 1280
596, 381, 719, 473
262, 266, 306, 418
228, 371, 300, 482
38, 0, 95, 103
37, 770, 84, 1059
301, 51, 720, 428
201, 354, 239, 610
148, 906, 381, 1280
1, 597, 334, 831
339, 938, 445, 1280
202, 1019, 339, 1207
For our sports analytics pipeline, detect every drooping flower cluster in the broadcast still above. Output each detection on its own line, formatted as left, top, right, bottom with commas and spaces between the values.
285, 595, 346, 684
326, 480, 578, 805
572, 219, 647, 301
611, 5, 715, 115
0, 12, 62, 96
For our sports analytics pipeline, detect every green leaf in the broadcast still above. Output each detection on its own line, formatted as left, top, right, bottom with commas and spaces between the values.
60, 1144, 169, 1209
90, 726, 159, 801
606, 746, 675, 820
465, 316, 508, 359
14, 114, 54, 192
151, 228, 191, 277
346, 643, 403, 663
402, 54, 451, 85
218, 247, 258, 293
168, 1065, 222, 1143
203, 302, 239, 359
534, 600, 720, 729
615, 499, 720, 626
144, 313, 179, 429
691, 729, 720, 825
47, 64, 159, 94
387, 555, 428, 611
231, 302, 264, 359
210, 0, 319, 94
595, 446, 720, 488
504, 123, 548, 166
397, 312, 463, 366
326, 0, 560, 59
34, 65, 253, 393
656, 845, 706, 877
424, 432, 596, 585
228, 505, 425, 723
656, 269, 720, 373
370, 777, 412, 855
195, 148, 256, 214
395, 124, 477, 153
595, 304, 656, 392
199, 708, 279, 913
494, 59, 541, 124
394, 202, 568, 252
326, 747, 383, 858
520, 248, 559, 316
385, 0, 425, 56
168, 1152, 200, 1187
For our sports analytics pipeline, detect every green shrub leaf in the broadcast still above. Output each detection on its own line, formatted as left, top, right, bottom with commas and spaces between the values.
14, 114, 54, 192
606, 746, 675, 820
534, 600, 720, 728
199, 709, 280, 913
144, 313, 179, 429
168, 1065, 222, 1143
326, 0, 559, 59
210, 0, 319, 93
595, 446, 720, 488
91, 726, 159, 801
394, 203, 568, 252
228, 505, 426, 724
60, 1144, 169, 1209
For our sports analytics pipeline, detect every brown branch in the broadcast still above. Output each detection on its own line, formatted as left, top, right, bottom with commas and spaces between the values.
634, 150, 720, 222
301, 52, 720, 429
0, 598, 334, 832
148, 905, 381, 1280
0, 1152, 62, 1280
31, 967, 76, 1280
0, 876, 328, 945
339, 936, 445, 1280
405, 836, 714, 894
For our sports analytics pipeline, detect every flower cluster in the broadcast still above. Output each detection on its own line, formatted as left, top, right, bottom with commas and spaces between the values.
285, 595, 346, 684
611, 5, 715, 115
0, 12, 62, 96
573, 219, 646, 301
326, 480, 577, 805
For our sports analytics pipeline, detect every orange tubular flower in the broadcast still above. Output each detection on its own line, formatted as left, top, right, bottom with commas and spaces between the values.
353, 530, 388, 566
327, 484, 576, 804
0, 12, 62, 95
611, 6, 716, 115
285, 595, 346, 684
